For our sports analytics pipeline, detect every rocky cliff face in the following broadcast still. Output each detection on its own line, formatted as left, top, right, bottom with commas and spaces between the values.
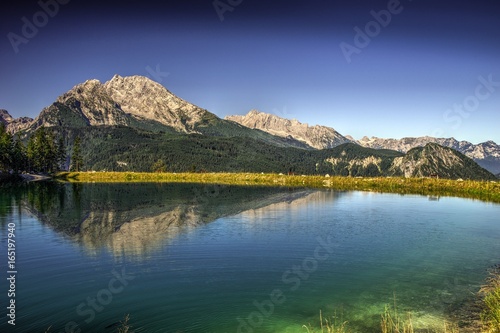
104, 75, 208, 132
389, 143, 496, 180
226, 110, 351, 149
28, 75, 213, 133
357, 136, 500, 174
29, 78, 131, 129
0, 109, 33, 133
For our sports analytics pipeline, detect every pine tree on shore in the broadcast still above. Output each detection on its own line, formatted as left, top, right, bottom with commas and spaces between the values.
71, 136, 83, 172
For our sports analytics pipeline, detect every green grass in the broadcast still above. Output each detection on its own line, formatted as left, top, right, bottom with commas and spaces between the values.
481, 267, 500, 332
56, 172, 500, 203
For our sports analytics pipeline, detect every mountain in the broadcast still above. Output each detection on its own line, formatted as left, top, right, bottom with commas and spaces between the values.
357, 136, 500, 174
225, 110, 351, 149
389, 143, 496, 180
103, 75, 207, 133
30, 79, 131, 129
0, 109, 33, 133
29, 76, 200, 132
224, 110, 498, 176
25, 75, 309, 149
3, 74, 496, 180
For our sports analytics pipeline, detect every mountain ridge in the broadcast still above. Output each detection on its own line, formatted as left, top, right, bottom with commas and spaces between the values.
0, 109, 33, 133
225, 110, 351, 149
224, 110, 500, 174
1, 74, 497, 180
10, 75, 310, 149
389, 143, 495, 180
103, 74, 208, 133
355, 136, 500, 174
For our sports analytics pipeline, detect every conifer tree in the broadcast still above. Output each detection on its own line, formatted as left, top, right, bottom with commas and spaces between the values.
0, 124, 13, 171
71, 136, 83, 172
57, 137, 66, 171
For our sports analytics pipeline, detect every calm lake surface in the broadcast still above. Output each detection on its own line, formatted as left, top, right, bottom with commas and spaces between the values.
1, 182, 499, 333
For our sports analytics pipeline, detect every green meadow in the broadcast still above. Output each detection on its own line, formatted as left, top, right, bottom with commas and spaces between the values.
57, 172, 500, 204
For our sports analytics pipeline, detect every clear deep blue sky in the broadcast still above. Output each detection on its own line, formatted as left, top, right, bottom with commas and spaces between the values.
1, 0, 499, 143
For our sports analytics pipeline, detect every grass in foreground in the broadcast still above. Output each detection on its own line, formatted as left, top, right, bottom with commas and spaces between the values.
56, 172, 500, 203
116, 314, 132, 333
303, 310, 350, 333
480, 266, 500, 332
304, 276, 500, 333
304, 306, 460, 333
380, 304, 414, 333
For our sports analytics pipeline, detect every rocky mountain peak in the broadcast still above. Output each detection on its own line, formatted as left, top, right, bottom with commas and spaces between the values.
51, 78, 129, 127
355, 135, 500, 174
0, 109, 33, 133
225, 110, 351, 149
103, 75, 207, 132
390, 143, 496, 180
24, 75, 214, 133
0, 109, 14, 124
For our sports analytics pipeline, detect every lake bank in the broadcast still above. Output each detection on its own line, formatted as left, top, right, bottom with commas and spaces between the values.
0, 173, 52, 183
56, 171, 500, 204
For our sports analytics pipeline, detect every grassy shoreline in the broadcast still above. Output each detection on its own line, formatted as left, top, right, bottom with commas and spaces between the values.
56, 171, 500, 203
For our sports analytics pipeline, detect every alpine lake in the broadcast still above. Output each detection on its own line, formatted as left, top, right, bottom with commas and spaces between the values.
1, 181, 499, 333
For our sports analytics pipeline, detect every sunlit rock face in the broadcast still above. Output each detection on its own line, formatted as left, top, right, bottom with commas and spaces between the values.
0, 109, 32, 133
26, 75, 213, 133
226, 110, 352, 149
104, 75, 208, 132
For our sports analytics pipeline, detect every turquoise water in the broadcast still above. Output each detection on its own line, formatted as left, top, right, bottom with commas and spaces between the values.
0, 182, 499, 332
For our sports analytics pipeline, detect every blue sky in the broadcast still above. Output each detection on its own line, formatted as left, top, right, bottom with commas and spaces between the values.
1, 0, 499, 144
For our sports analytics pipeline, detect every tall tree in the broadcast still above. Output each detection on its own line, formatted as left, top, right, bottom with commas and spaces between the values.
0, 124, 13, 171
33, 128, 55, 172
11, 134, 26, 172
26, 133, 36, 172
25, 127, 61, 173
57, 137, 67, 171
71, 136, 83, 172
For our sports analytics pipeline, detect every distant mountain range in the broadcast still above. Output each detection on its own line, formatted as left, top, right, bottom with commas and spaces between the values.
225, 110, 352, 149
1, 75, 497, 180
0, 109, 32, 133
355, 136, 500, 175
225, 110, 500, 175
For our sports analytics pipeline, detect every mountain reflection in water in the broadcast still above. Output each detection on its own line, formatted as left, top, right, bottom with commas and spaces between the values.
6, 182, 340, 259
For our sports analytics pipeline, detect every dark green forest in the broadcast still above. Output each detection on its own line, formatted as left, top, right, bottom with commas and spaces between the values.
1, 124, 495, 180
52, 125, 402, 176
0, 124, 81, 174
